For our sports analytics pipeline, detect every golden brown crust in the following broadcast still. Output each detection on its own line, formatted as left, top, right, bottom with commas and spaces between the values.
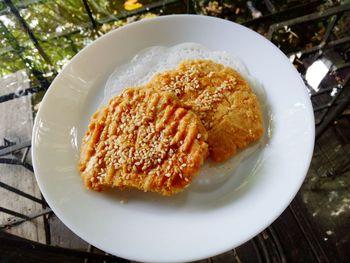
79, 88, 208, 196
147, 60, 263, 162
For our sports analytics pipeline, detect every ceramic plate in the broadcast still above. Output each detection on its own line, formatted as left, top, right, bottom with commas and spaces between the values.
32, 15, 314, 263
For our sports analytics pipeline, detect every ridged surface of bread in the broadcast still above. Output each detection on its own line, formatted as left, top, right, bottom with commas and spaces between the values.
147, 60, 263, 162
79, 88, 208, 196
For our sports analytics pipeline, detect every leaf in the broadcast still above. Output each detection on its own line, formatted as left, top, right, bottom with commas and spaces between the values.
124, 0, 142, 11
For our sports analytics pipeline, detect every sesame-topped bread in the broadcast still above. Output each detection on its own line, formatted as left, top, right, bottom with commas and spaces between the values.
147, 60, 263, 162
79, 88, 208, 196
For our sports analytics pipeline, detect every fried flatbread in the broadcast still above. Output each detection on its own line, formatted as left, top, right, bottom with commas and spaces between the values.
147, 60, 263, 162
79, 88, 208, 196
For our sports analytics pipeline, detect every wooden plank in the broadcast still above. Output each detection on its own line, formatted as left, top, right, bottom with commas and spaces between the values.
295, 123, 350, 262
0, 71, 102, 256
0, 231, 116, 263
211, 250, 239, 263
0, 70, 29, 97
236, 241, 263, 262
49, 215, 89, 250
271, 206, 318, 263
0, 70, 45, 243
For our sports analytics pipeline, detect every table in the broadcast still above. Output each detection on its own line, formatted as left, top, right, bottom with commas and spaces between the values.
1, 1, 349, 262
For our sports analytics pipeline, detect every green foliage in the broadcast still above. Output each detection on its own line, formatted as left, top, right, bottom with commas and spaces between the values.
0, 0, 93, 78
19, 0, 90, 40
0, 0, 344, 80
88, 0, 124, 19
40, 30, 98, 72
0, 0, 173, 79
0, 51, 26, 76
0, 0, 165, 79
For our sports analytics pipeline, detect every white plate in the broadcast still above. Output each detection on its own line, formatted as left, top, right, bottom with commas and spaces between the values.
32, 15, 314, 263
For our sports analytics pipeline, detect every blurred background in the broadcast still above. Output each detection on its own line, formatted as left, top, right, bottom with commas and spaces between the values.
0, 1, 349, 262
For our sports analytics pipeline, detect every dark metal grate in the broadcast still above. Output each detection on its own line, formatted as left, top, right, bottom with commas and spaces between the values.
266, 3, 350, 139
1, 0, 349, 262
